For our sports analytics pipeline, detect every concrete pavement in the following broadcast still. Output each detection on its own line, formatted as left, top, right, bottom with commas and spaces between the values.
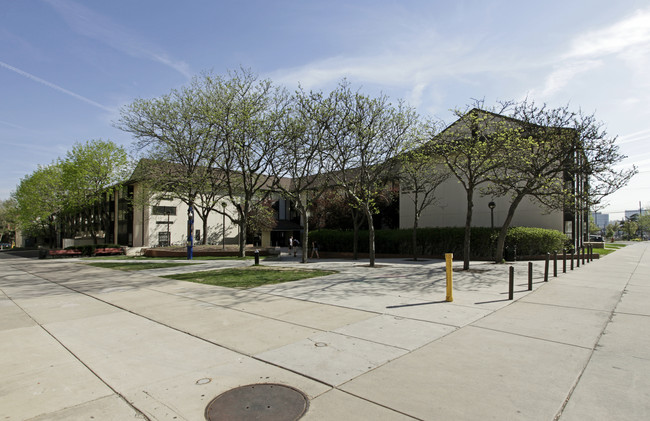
0, 243, 648, 420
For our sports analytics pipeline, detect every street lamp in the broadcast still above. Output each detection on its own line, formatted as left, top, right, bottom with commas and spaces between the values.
166, 210, 171, 247
221, 202, 227, 251
488, 201, 496, 229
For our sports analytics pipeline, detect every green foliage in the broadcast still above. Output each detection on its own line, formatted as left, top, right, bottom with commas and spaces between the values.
311, 227, 566, 257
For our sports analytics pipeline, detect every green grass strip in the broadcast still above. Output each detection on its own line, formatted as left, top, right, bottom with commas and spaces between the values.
86, 262, 200, 271
162, 266, 336, 289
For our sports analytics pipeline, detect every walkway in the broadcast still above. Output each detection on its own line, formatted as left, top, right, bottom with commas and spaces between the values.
0, 243, 648, 420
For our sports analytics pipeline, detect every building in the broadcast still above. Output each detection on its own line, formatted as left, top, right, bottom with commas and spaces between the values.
398, 109, 587, 249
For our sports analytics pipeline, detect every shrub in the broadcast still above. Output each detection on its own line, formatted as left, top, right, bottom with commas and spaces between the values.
311, 227, 567, 258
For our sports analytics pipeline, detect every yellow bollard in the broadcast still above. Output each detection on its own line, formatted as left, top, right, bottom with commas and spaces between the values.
445, 253, 453, 302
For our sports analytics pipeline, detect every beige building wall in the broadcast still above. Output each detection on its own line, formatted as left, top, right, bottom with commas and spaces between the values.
399, 177, 563, 231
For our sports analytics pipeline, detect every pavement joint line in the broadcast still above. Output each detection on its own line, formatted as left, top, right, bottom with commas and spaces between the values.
552, 245, 645, 421
469, 324, 596, 351
0, 282, 151, 421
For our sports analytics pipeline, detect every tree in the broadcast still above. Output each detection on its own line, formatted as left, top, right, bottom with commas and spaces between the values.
0, 198, 18, 245
203, 69, 289, 257
13, 163, 66, 247
430, 103, 514, 270
271, 87, 333, 263
323, 81, 417, 267
605, 222, 619, 240
638, 209, 650, 239
399, 121, 450, 261
60, 139, 130, 244
117, 76, 219, 258
621, 219, 638, 240
482, 102, 579, 262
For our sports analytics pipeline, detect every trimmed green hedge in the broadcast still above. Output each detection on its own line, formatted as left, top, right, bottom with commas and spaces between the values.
310, 227, 567, 258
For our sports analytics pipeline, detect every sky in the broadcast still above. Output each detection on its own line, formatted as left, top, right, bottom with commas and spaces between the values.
1, 0, 649, 221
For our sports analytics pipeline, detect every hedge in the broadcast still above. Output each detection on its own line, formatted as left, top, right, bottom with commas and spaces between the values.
310, 227, 567, 258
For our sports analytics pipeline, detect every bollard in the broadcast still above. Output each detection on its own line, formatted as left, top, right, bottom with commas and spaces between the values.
581, 246, 585, 265
254, 249, 260, 266
528, 262, 533, 291
544, 253, 550, 282
576, 248, 580, 267
445, 253, 453, 302
563, 250, 567, 273
589, 245, 593, 262
553, 251, 558, 277
570, 251, 574, 270
509, 266, 514, 300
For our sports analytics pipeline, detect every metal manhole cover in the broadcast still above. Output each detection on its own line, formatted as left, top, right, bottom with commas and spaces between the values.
205, 383, 309, 421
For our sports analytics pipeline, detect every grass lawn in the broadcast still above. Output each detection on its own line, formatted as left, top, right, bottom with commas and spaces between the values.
162, 266, 336, 289
593, 243, 627, 256
85, 262, 201, 271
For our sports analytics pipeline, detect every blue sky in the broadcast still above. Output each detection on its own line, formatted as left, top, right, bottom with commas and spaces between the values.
1, 0, 649, 220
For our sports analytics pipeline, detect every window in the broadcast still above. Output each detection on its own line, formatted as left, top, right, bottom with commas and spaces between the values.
152, 206, 176, 216
158, 232, 170, 247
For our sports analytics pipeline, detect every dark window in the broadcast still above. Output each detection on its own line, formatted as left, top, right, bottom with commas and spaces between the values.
152, 206, 176, 216
159, 232, 170, 247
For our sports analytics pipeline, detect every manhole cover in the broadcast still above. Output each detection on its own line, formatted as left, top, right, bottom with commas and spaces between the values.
205, 383, 309, 421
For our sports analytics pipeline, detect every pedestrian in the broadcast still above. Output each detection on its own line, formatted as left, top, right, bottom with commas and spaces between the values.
293, 238, 300, 257
289, 236, 293, 253
311, 241, 319, 259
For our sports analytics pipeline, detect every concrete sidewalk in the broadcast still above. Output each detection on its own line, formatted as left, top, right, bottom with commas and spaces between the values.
0, 243, 648, 420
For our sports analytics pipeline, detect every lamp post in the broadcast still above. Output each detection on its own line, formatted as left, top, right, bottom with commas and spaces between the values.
166, 210, 171, 247
221, 202, 227, 250
488, 201, 496, 229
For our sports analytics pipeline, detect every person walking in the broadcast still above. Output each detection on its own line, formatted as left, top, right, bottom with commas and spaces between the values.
293, 238, 300, 257
311, 241, 319, 259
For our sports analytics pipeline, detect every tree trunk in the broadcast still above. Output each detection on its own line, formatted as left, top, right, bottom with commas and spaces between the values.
366, 206, 376, 267
495, 194, 525, 262
187, 203, 194, 260
238, 207, 247, 258
463, 188, 474, 270
412, 215, 419, 261
202, 215, 208, 245
301, 210, 309, 264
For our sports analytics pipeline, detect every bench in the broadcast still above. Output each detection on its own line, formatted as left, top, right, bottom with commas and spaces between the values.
93, 247, 125, 256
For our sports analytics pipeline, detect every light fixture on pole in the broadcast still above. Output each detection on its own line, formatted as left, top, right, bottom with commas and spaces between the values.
166, 210, 171, 247
488, 201, 496, 229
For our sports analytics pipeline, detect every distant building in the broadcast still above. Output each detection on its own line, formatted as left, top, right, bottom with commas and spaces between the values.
592, 212, 609, 229
625, 208, 648, 220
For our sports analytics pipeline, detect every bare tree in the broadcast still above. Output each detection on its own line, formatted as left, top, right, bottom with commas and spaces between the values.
399, 120, 450, 260
323, 81, 417, 267
430, 102, 513, 270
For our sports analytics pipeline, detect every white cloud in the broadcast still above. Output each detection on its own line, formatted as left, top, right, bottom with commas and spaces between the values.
566, 9, 650, 59
44, 0, 192, 78
536, 60, 602, 97
0, 60, 113, 112
536, 7, 650, 99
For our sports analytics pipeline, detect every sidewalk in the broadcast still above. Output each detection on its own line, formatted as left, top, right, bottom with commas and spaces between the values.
0, 243, 648, 420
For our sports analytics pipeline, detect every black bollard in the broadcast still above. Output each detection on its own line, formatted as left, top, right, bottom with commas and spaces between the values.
553, 251, 558, 277
571, 251, 574, 270
563, 250, 567, 273
544, 253, 550, 282
528, 262, 533, 291
254, 249, 260, 266
582, 246, 585, 265
509, 266, 514, 300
